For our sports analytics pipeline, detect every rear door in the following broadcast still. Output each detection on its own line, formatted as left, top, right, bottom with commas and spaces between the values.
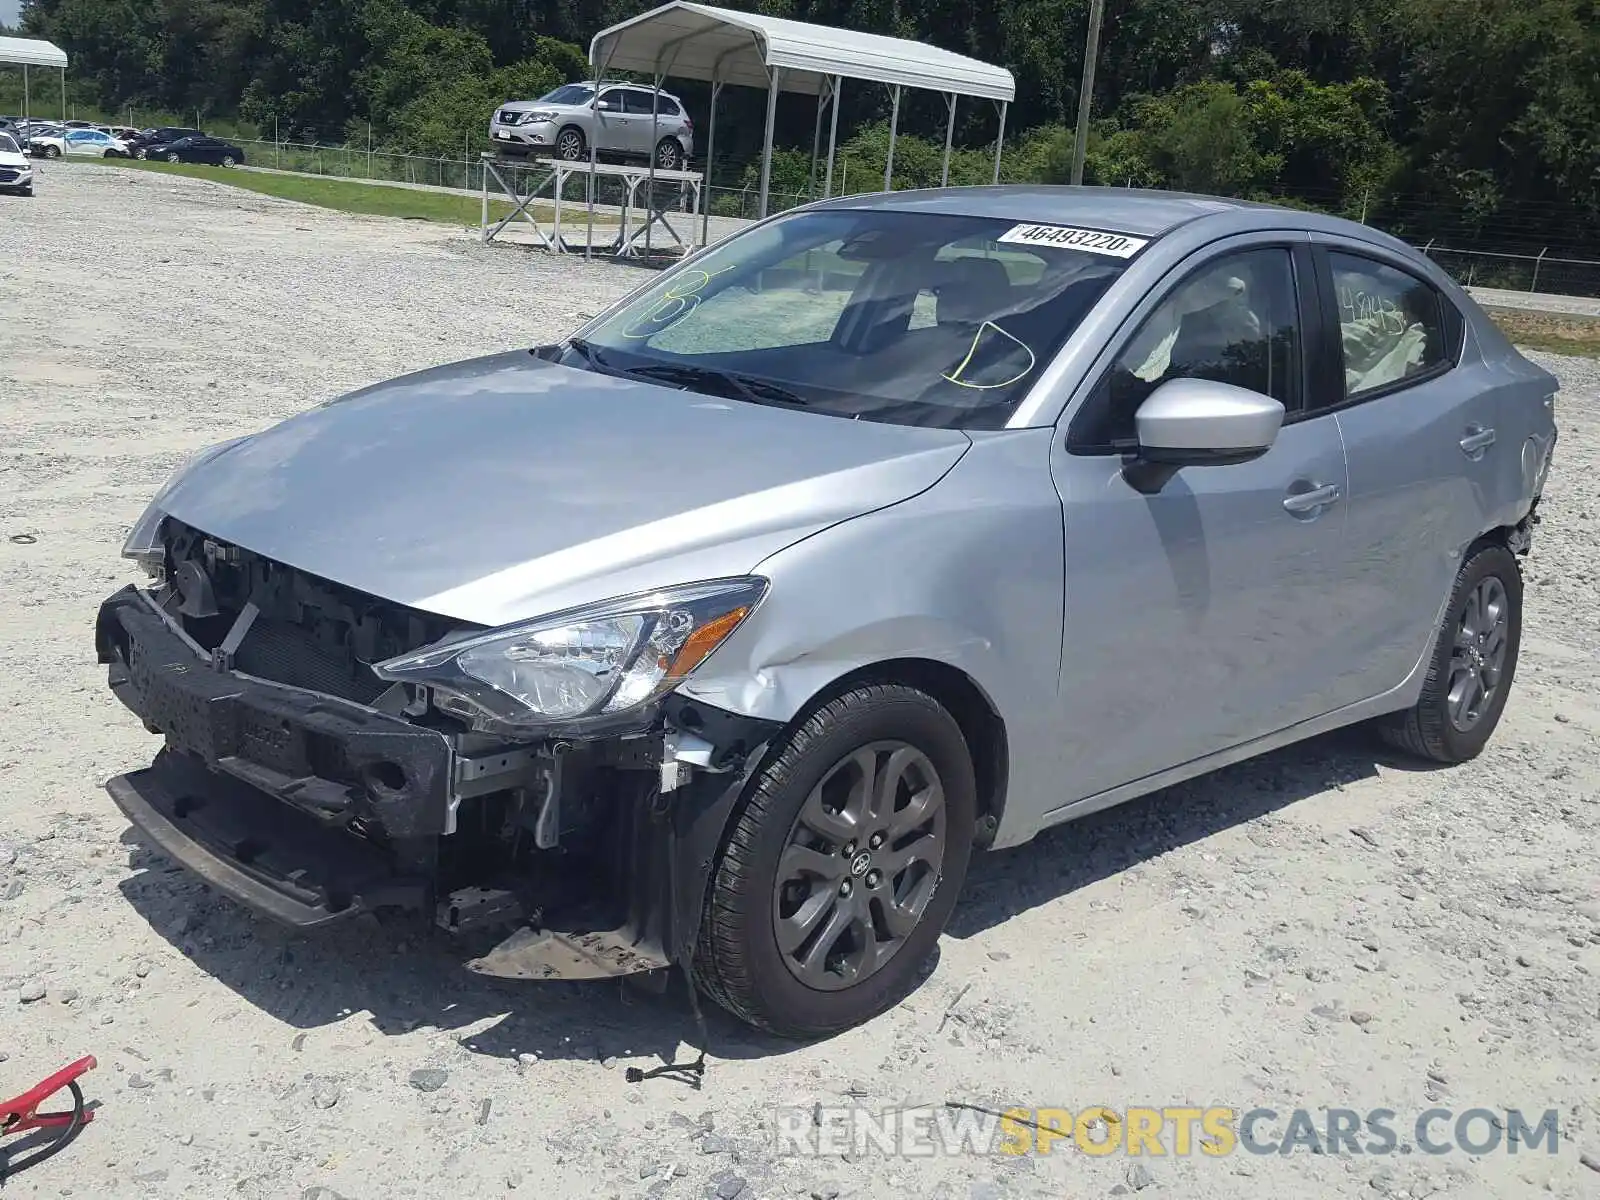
1311, 237, 1498, 704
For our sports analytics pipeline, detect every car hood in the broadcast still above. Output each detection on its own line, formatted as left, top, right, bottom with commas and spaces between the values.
159, 352, 970, 627
0, 151, 27, 168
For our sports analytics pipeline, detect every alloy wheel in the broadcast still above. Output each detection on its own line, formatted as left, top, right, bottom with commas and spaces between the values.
656, 141, 681, 170
1447, 576, 1509, 731
772, 741, 947, 992
557, 131, 584, 161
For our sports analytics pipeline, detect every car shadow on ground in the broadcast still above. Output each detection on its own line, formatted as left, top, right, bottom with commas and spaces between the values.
946, 725, 1443, 939
113, 725, 1437, 1071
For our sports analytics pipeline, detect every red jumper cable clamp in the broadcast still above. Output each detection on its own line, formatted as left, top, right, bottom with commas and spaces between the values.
1, 1056, 98, 1181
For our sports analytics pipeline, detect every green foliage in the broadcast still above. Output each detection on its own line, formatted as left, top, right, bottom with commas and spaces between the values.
12, 0, 1598, 253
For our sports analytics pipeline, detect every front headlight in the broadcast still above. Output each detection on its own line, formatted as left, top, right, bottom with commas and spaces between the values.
524, 110, 558, 123
374, 577, 767, 728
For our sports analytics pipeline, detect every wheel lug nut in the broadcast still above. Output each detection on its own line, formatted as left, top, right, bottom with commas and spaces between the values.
842, 842, 856, 857
869, 833, 883, 849
866, 870, 881, 888
839, 881, 852, 897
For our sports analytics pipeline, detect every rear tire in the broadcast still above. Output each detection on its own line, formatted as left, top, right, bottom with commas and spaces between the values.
695, 684, 976, 1038
655, 137, 683, 171
221, 155, 236, 168
1378, 542, 1522, 764
135, 147, 147, 160
166, 152, 180, 164
43, 144, 60, 159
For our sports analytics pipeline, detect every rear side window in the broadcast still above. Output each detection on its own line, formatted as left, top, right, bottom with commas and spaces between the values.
1329, 252, 1449, 399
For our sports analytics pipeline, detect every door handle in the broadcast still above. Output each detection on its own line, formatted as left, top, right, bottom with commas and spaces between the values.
1282, 482, 1342, 514
1460, 426, 1497, 457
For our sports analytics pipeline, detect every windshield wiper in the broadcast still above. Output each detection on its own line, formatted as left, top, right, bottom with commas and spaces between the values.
562, 336, 614, 372
622, 363, 810, 408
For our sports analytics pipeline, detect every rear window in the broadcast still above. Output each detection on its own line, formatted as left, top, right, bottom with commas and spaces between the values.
574, 208, 1140, 429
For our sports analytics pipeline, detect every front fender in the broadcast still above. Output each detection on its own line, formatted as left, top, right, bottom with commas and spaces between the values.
677, 427, 1066, 848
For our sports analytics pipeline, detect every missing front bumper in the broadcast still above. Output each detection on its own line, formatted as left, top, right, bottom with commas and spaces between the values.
96, 586, 454, 838
108, 750, 428, 926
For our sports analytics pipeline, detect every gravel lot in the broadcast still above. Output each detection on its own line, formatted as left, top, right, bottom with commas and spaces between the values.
2, 163, 1598, 1200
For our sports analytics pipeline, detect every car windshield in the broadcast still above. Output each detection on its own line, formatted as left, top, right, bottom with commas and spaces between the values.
539, 84, 596, 106
0, 133, 18, 154
569, 208, 1136, 429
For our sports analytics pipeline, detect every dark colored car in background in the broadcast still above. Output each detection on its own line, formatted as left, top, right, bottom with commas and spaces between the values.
144, 134, 246, 166
126, 127, 203, 158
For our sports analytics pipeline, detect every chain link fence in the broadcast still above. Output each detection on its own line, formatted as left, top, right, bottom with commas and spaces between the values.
216, 137, 1599, 296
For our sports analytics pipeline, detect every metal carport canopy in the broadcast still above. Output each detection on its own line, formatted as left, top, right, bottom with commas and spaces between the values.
0, 37, 69, 136
590, 2, 1014, 101
589, 2, 1016, 226
0, 36, 68, 69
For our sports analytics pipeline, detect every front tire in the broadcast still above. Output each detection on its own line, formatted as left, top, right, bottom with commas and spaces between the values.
1378, 542, 1522, 763
166, 152, 181, 164
135, 147, 147, 160
221, 155, 236, 167
43, 144, 60, 159
555, 126, 587, 162
696, 684, 976, 1038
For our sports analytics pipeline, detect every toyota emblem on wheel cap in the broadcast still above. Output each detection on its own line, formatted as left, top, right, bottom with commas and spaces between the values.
849, 851, 872, 877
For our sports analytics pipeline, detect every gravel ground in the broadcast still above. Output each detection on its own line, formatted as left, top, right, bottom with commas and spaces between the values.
2, 162, 1598, 1200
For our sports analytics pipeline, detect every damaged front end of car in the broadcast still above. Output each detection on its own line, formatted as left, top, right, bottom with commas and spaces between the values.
96, 516, 782, 986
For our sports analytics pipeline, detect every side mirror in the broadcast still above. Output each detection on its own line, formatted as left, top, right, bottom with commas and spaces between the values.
1133, 377, 1283, 467
596, 100, 614, 111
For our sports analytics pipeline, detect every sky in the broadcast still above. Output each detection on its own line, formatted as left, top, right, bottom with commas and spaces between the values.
0, 1, 21, 30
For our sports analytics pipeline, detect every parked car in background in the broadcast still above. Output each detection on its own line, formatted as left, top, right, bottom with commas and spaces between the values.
95, 188, 1556, 1038
125, 127, 203, 158
0, 131, 34, 196
143, 133, 246, 166
490, 80, 693, 170
27, 127, 130, 159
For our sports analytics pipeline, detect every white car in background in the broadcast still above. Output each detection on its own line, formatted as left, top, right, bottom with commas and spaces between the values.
0, 131, 34, 196
27, 126, 130, 159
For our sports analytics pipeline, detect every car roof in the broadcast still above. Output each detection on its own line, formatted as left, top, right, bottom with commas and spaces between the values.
807, 185, 1286, 239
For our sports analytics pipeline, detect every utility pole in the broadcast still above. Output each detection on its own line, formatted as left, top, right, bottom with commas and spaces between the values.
1070, 0, 1105, 186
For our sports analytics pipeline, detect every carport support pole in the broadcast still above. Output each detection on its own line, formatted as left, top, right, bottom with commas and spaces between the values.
701, 77, 722, 247
587, 49, 615, 262
758, 67, 782, 219
992, 100, 1008, 184
941, 94, 957, 187
646, 74, 662, 257
59, 69, 66, 137
21, 65, 28, 125
823, 75, 841, 198
884, 85, 901, 192
808, 82, 826, 199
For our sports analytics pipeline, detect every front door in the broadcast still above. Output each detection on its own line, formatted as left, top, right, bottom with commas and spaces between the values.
1050, 241, 1354, 802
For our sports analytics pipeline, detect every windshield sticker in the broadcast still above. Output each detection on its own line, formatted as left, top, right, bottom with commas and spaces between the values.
941, 322, 1037, 390
995, 224, 1149, 258
620, 264, 737, 340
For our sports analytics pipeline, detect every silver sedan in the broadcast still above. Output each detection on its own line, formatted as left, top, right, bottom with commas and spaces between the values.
98, 187, 1557, 1038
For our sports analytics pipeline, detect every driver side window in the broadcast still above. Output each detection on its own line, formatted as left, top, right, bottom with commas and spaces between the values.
1072, 247, 1301, 451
